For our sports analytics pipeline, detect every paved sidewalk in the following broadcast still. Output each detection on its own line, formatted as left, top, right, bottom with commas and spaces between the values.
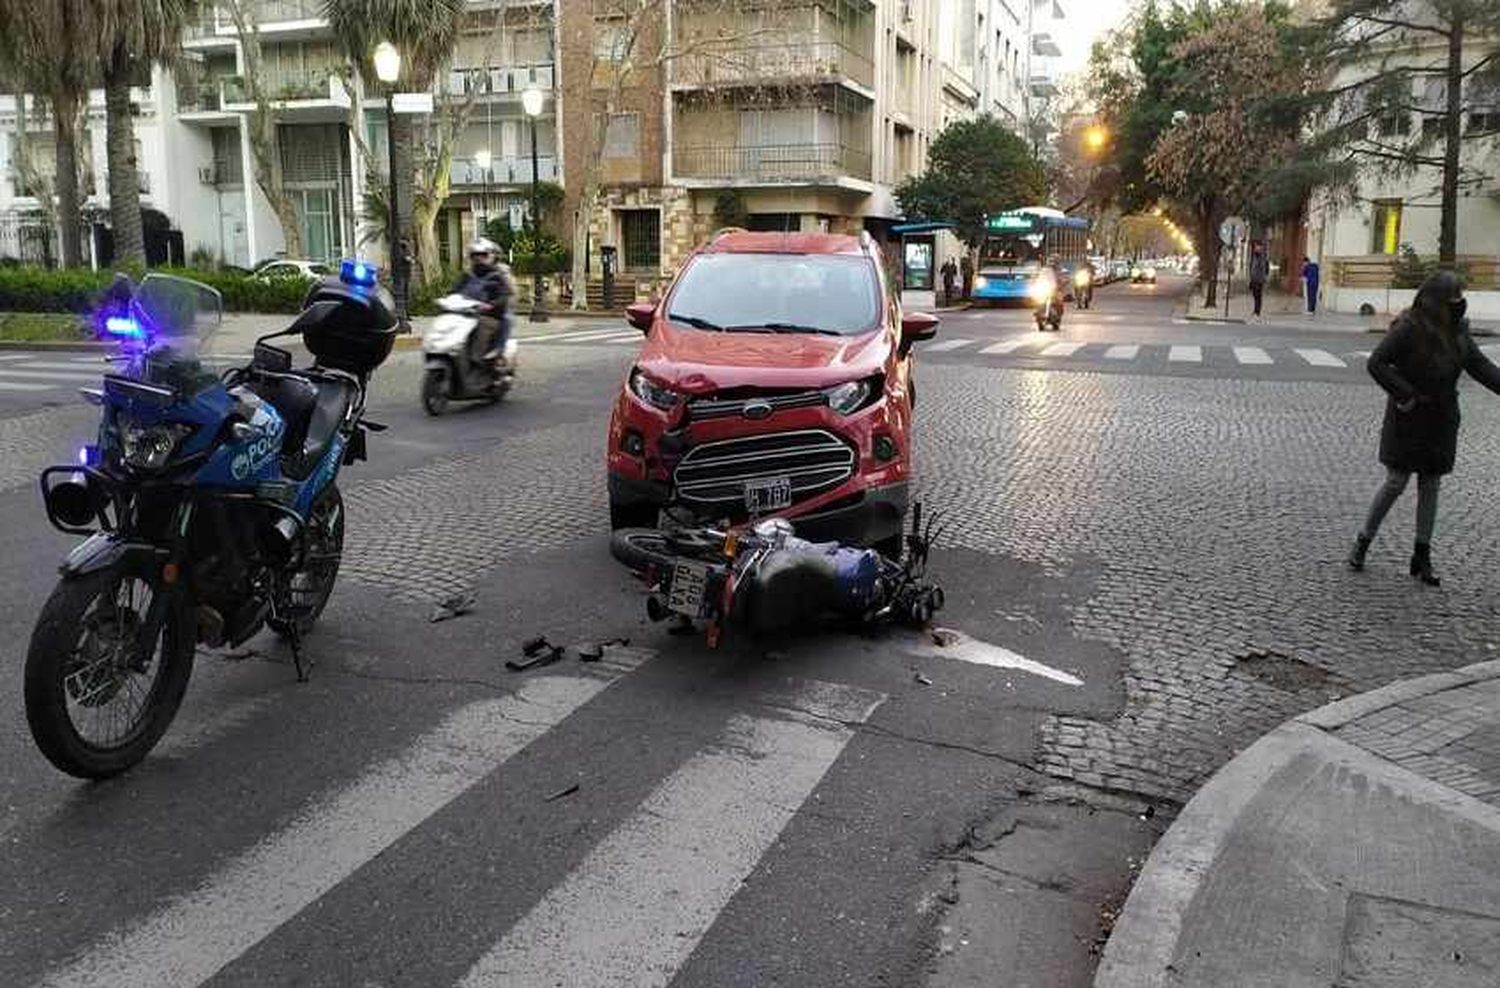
1176, 287, 1500, 336
1096, 659, 1500, 987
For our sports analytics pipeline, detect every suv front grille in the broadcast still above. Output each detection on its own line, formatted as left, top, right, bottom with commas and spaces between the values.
673, 429, 856, 508
690, 389, 827, 421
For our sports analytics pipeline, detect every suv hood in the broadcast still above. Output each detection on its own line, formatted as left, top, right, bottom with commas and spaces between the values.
637, 324, 891, 393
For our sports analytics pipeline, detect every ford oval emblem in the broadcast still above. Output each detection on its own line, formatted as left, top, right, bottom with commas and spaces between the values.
742, 400, 773, 421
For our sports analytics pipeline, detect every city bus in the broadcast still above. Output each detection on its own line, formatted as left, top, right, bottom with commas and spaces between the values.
972, 207, 1090, 303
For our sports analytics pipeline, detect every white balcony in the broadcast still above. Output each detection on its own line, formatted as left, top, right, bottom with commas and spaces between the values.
447, 63, 555, 98
1031, 32, 1062, 58
450, 155, 557, 186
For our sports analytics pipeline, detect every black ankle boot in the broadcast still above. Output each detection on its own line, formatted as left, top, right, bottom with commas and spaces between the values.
1410, 542, 1441, 587
1348, 533, 1372, 572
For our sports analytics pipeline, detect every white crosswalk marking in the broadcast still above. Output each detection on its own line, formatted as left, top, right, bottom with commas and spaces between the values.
1350, 351, 1371, 362
565, 329, 640, 343
0, 368, 102, 382
1483, 345, 1500, 361
1295, 348, 1345, 368
1168, 345, 1202, 363
1232, 347, 1273, 365
599, 332, 644, 344
1103, 345, 1139, 360
39, 660, 650, 988
0, 380, 52, 392
924, 338, 975, 352
6, 360, 108, 372
1041, 342, 1085, 357
520, 328, 632, 343
979, 339, 1034, 355
458, 679, 885, 988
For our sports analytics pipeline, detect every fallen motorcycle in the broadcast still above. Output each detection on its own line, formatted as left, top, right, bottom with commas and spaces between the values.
611, 504, 945, 645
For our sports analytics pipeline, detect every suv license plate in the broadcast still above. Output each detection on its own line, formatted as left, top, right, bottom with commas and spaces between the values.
745, 476, 793, 515
668, 559, 711, 617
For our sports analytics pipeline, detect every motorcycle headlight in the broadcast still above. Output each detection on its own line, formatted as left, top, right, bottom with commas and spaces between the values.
1029, 275, 1056, 303
824, 379, 873, 416
119, 421, 194, 471
628, 368, 682, 411
1074, 269, 1091, 286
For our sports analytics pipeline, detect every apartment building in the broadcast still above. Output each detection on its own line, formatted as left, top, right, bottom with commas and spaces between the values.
0, 0, 561, 269
1, 0, 1073, 297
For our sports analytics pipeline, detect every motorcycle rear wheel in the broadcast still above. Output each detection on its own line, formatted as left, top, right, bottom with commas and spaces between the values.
270, 484, 344, 639
24, 567, 194, 779
610, 529, 679, 572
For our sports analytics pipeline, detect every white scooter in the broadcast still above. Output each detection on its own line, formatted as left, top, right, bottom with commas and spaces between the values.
421, 294, 517, 415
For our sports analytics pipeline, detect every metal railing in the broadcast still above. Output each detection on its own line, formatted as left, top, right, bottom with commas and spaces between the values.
675, 41, 874, 89
673, 143, 872, 183
220, 71, 335, 105
186, 0, 326, 37
450, 155, 558, 186
446, 63, 555, 97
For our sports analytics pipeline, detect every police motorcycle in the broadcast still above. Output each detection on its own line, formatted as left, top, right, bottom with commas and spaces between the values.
26, 262, 395, 778
1031, 266, 1065, 332
421, 294, 517, 415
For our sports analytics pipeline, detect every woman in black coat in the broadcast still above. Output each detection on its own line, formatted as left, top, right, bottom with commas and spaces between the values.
1349, 271, 1500, 586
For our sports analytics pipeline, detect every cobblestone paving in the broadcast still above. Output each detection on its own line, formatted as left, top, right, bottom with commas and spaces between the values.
0, 405, 97, 495
914, 365, 1500, 803
1335, 677, 1500, 805
340, 418, 606, 600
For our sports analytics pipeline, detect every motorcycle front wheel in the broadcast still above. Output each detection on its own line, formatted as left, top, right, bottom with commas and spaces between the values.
24, 567, 194, 779
421, 368, 449, 416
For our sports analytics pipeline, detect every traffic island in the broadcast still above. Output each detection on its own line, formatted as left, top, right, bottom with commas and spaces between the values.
1095, 659, 1500, 987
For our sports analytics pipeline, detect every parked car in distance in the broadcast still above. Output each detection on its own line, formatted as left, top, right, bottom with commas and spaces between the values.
1111, 259, 1131, 282
606, 229, 938, 555
252, 259, 332, 282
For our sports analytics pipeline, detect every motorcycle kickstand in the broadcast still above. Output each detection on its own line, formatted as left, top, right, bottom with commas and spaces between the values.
287, 620, 312, 683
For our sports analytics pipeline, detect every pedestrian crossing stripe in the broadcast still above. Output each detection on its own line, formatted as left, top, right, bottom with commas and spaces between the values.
1295, 348, 1344, 368
1104, 345, 1139, 360
1168, 345, 1202, 363
1232, 347, 1273, 365
979, 339, 1033, 355
521, 328, 639, 344
0, 380, 52, 392
0, 367, 103, 382
923, 338, 974, 352
1041, 342, 1085, 357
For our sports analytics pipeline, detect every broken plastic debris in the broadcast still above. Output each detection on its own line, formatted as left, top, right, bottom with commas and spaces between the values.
429, 592, 476, 623
543, 782, 580, 802
914, 672, 934, 686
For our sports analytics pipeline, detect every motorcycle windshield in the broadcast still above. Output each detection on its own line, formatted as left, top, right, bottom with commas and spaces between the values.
101, 275, 224, 383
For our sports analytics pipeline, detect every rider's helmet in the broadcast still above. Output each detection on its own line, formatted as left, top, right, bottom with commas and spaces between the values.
468, 237, 500, 270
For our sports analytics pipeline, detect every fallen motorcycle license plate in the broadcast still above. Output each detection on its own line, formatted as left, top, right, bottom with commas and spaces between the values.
667, 558, 712, 617
744, 476, 792, 515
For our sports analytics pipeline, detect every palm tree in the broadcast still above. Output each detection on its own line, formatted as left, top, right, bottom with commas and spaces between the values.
0, 0, 95, 267
90, 0, 197, 266
322, 0, 465, 286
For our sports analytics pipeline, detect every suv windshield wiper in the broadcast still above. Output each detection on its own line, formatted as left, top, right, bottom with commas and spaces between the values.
667, 313, 724, 331
758, 322, 844, 335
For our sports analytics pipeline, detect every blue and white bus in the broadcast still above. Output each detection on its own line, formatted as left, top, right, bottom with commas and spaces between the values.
972, 207, 1090, 303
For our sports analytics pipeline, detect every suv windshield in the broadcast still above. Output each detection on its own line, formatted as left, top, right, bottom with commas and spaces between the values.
668, 253, 880, 335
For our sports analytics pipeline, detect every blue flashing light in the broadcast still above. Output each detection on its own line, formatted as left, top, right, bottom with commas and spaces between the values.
104, 315, 145, 339
78, 445, 99, 467
341, 259, 377, 288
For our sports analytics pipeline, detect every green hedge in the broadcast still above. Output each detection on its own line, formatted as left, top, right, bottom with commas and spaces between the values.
0, 266, 311, 315
0, 311, 89, 341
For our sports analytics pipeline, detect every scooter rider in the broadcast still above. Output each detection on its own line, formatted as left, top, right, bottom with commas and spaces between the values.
452, 238, 515, 365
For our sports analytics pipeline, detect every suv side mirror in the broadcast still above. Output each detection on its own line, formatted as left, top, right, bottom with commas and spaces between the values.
625, 301, 656, 332
900, 311, 939, 350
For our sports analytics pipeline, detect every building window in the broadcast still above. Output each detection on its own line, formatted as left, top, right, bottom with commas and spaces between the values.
1371, 199, 1402, 256
595, 20, 628, 61
619, 209, 660, 272
1468, 109, 1500, 134
603, 113, 639, 159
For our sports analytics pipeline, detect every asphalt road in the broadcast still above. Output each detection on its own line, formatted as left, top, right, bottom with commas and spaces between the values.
3, 279, 1499, 986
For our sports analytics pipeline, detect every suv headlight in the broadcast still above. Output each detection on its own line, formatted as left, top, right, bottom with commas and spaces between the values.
629, 368, 682, 411
824, 379, 873, 415
119, 421, 194, 471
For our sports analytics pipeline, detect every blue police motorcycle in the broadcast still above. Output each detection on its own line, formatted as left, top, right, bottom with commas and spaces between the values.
26, 264, 396, 778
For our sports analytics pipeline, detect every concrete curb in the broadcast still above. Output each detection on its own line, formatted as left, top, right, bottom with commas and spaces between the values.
1094, 658, 1500, 987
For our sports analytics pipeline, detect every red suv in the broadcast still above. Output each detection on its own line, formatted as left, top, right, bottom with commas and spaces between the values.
606, 230, 938, 552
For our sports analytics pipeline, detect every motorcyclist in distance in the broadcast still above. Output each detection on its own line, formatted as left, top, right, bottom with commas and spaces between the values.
452, 237, 515, 366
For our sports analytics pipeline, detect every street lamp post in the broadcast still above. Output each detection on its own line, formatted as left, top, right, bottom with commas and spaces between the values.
521, 85, 547, 323
373, 41, 407, 329
474, 147, 492, 237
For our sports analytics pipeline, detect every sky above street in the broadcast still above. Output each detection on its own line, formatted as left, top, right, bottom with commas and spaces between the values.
1059, 0, 1135, 79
